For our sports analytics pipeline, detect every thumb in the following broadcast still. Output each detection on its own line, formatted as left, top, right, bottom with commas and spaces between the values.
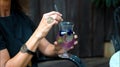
54, 41, 58, 46
54, 41, 62, 51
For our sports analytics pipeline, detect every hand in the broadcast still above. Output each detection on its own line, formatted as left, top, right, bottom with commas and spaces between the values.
54, 34, 78, 55
36, 11, 63, 38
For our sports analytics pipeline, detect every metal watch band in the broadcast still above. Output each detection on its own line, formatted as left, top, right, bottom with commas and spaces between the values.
20, 44, 35, 55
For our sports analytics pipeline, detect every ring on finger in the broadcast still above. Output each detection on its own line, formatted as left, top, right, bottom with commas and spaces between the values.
46, 17, 54, 24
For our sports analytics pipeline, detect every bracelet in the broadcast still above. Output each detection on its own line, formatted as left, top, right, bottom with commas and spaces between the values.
20, 44, 36, 55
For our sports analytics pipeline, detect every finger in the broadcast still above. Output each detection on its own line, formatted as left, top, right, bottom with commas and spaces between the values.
74, 35, 78, 39
70, 46, 74, 49
74, 41, 78, 45
45, 16, 59, 25
54, 41, 58, 45
45, 15, 63, 25
50, 14, 63, 22
46, 18, 56, 26
73, 32, 75, 34
55, 16, 63, 22
46, 11, 62, 16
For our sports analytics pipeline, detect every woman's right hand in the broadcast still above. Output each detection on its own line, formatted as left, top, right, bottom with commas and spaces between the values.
36, 11, 63, 38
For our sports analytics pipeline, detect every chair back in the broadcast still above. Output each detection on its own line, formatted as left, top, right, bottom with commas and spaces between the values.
111, 7, 120, 52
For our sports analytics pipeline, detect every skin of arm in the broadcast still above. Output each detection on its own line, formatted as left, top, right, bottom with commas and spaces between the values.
0, 11, 63, 67
38, 38, 57, 56
0, 27, 42, 67
38, 34, 78, 57
0, 0, 63, 66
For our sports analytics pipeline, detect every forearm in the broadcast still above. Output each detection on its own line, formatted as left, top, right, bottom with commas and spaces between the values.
44, 44, 57, 56
5, 28, 42, 67
38, 38, 57, 56
5, 52, 32, 67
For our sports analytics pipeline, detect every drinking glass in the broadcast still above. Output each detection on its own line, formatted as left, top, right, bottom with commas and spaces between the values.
56, 21, 75, 58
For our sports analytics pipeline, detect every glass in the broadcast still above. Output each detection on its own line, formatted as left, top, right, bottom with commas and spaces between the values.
56, 21, 75, 58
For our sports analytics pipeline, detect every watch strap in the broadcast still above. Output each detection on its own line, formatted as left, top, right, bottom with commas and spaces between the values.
20, 44, 36, 55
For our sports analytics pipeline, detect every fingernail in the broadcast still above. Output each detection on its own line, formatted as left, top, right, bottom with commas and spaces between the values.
74, 35, 78, 38
61, 19, 63, 21
71, 46, 74, 49
73, 32, 75, 34
74, 41, 78, 45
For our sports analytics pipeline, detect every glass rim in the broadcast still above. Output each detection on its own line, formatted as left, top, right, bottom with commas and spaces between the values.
60, 21, 74, 25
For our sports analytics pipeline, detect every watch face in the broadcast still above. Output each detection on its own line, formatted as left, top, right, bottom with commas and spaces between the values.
20, 45, 27, 53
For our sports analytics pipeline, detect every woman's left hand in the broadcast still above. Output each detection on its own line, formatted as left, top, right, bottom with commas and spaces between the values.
54, 34, 78, 55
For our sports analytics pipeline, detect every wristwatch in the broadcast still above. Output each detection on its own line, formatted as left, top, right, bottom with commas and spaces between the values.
20, 44, 35, 55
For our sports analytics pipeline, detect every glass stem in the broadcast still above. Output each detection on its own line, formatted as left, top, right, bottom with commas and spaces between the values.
58, 50, 70, 58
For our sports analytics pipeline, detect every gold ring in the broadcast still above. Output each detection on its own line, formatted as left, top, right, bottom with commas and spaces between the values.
46, 17, 54, 24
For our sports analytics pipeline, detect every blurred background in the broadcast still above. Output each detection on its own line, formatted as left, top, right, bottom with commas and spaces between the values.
24, 0, 120, 67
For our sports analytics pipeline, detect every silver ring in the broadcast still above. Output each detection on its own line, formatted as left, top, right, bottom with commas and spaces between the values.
46, 17, 54, 24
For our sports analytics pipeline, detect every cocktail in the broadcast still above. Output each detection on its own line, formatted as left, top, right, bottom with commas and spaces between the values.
57, 21, 75, 58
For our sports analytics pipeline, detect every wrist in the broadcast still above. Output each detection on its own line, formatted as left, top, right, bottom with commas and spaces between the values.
34, 28, 44, 39
35, 32, 43, 39
20, 44, 36, 55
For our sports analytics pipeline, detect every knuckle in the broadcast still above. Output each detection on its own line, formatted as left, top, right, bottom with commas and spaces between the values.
43, 14, 46, 17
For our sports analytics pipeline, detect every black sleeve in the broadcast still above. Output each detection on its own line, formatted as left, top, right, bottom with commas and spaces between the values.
0, 33, 6, 50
